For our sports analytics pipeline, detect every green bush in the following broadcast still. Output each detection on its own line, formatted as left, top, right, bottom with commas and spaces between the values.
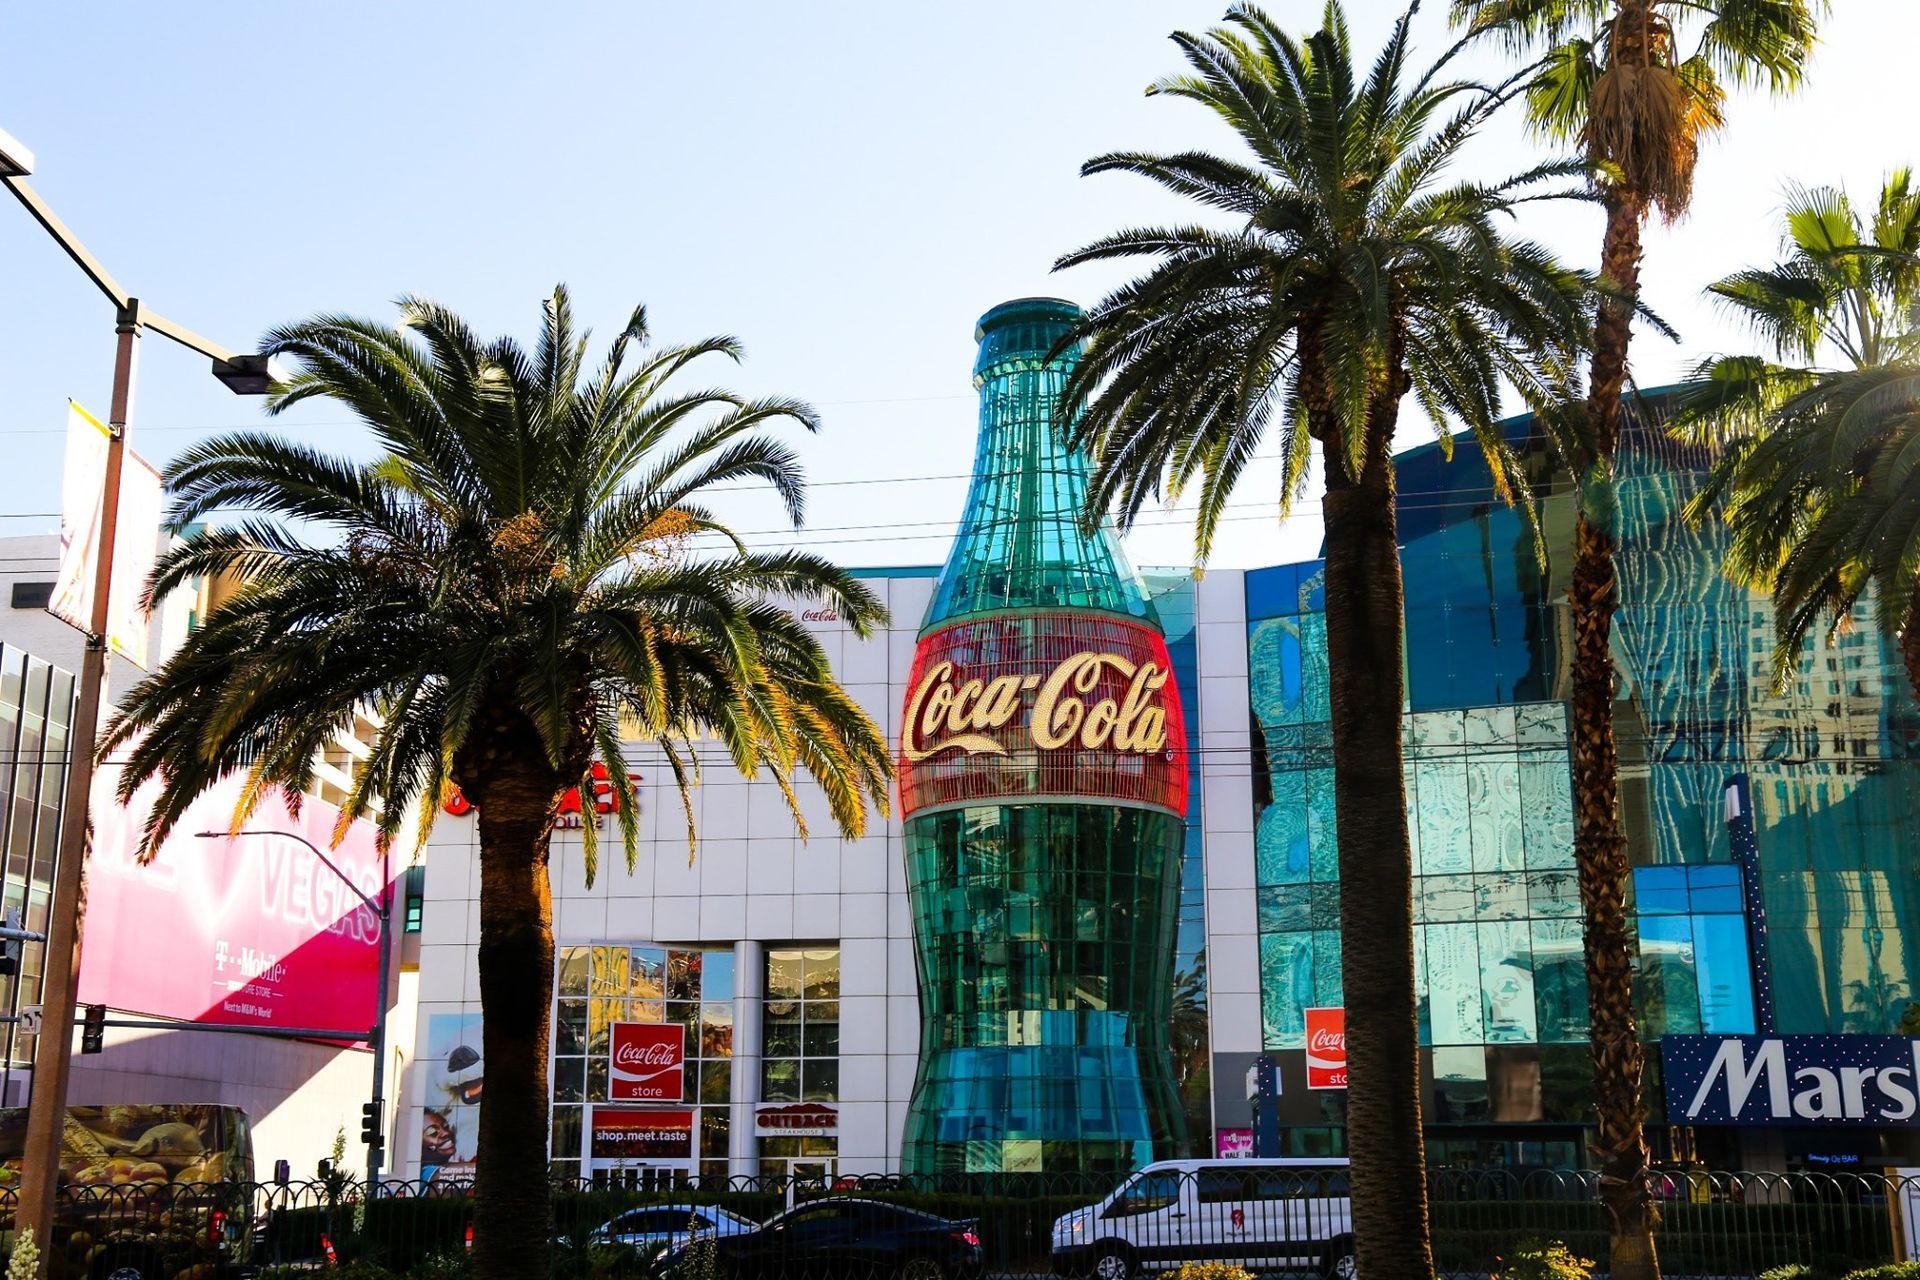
1844, 1265, 1920, 1280
1494, 1239, 1595, 1280
408, 1252, 471, 1280
1761, 1266, 1817, 1280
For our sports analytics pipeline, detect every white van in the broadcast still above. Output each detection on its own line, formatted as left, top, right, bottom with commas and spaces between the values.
1051, 1158, 1354, 1280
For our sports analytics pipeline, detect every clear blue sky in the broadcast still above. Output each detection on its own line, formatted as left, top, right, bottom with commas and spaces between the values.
3, 2, 1915, 572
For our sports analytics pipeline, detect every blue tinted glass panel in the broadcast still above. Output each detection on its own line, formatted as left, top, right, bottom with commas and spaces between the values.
1687, 864, 1743, 913
1635, 915, 1701, 1037
1692, 913, 1756, 1034
1634, 866, 1690, 916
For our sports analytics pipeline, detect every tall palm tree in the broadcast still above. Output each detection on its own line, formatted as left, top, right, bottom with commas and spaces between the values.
1450, 5, 1821, 1273
1674, 174, 1920, 695
1055, 6, 1590, 1274
101, 288, 892, 1280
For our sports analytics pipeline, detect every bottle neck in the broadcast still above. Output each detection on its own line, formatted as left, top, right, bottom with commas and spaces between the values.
923, 356, 1153, 631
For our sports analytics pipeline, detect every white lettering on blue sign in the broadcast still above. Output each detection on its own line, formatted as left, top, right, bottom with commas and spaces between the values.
1667, 1036, 1920, 1126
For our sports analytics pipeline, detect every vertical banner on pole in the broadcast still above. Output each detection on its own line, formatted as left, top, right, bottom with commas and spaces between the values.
51, 401, 163, 669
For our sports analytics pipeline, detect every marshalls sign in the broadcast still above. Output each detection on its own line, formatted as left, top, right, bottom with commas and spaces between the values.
1661, 1035, 1920, 1126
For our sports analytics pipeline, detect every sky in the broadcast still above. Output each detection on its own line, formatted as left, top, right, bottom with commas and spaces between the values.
2, 2, 1917, 579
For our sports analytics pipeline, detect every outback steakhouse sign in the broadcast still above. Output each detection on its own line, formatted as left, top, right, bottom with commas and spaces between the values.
754, 1103, 839, 1137
609, 1022, 685, 1102
897, 611, 1187, 818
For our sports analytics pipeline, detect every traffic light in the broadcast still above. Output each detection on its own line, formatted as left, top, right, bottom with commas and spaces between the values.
0, 907, 20, 976
80, 1005, 105, 1055
360, 1101, 380, 1146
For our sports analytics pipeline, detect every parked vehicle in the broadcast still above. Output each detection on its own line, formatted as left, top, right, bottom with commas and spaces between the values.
0, 1103, 256, 1280
1051, 1159, 1353, 1280
593, 1203, 758, 1252
707, 1197, 983, 1280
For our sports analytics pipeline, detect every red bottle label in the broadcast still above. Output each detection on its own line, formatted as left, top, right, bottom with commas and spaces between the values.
898, 611, 1188, 818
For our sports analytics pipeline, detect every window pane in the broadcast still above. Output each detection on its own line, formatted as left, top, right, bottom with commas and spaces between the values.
553, 1056, 585, 1103
1634, 866, 1690, 916
802, 1059, 837, 1102
1694, 913, 1756, 1034
667, 951, 702, 1001
802, 950, 840, 1000
768, 951, 804, 1000
700, 1003, 734, 1058
702, 950, 736, 1001
763, 1060, 799, 1102
701, 1060, 732, 1104
551, 1106, 583, 1161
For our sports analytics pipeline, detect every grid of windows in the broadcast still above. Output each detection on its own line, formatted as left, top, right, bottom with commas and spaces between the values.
551, 944, 735, 1180
760, 948, 838, 1178
1240, 403, 1920, 1152
0, 645, 74, 1083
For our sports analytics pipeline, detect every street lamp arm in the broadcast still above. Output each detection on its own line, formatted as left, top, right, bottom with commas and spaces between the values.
194, 829, 386, 918
2, 175, 130, 311
138, 310, 240, 364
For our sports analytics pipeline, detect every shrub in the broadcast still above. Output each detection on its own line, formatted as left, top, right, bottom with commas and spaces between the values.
1761, 1266, 1817, 1280
1171, 1264, 1257, 1280
1493, 1239, 1595, 1280
409, 1252, 471, 1280
1843, 1265, 1920, 1280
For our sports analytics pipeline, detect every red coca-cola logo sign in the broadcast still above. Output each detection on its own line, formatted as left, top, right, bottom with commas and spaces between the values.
799, 608, 839, 623
609, 1022, 685, 1101
897, 612, 1189, 819
442, 761, 640, 829
1305, 1007, 1347, 1090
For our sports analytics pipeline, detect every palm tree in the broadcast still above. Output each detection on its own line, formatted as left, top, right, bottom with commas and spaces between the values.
1450, 4, 1821, 1273
101, 288, 892, 1280
1675, 175, 1920, 696
1055, 6, 1591, 1274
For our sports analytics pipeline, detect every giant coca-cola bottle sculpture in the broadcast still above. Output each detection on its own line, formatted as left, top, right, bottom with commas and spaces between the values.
899, 298, 1189, 1175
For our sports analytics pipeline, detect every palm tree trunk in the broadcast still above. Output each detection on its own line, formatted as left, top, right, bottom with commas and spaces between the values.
1575, 187, 1660, 1280
469, 759, 562, 1280
1322, 404, 1433, 1280
1901, 583, 1920, 704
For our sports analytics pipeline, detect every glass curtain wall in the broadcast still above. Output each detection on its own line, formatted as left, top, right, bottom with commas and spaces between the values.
0, 644, 75, 1103
760, 948, 840, 1179
552, 943, 736, 1179
1143, 573, 1211, 1155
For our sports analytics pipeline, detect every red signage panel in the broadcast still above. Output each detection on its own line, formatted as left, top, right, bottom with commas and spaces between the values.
81, 769, 387, 1037
1305, 1007, 1347, 1090
897, 611, 1188, 819
610, 1022, 685, 1101
589, 1108, 694, 1160
754, 1103, 838, 1136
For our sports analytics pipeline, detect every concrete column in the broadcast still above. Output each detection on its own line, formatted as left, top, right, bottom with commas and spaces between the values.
728, 939, 764, 1177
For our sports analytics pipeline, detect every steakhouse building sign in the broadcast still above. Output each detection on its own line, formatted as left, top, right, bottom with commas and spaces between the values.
1661, 1035, 1920, 1126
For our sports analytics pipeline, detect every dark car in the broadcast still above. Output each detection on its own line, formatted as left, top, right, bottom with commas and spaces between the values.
704, 1198, 983, 1280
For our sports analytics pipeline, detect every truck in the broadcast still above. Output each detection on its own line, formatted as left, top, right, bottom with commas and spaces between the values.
0, 1104, 255, 1280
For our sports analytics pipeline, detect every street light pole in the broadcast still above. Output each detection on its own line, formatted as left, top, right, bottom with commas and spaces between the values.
16, 301, 139, 1248
198, 831, 394, 1188
1, 126, 282, 1260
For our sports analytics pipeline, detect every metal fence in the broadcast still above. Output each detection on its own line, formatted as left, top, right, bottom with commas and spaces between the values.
0, 1168, 1912, 1279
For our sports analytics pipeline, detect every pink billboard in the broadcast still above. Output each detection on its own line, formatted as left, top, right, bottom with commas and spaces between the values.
78, 770, 389, 1039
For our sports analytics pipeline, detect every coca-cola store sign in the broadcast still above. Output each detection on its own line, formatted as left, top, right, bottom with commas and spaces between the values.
610, 1022, 685, 1102
1305, 1007, 1347, 1090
